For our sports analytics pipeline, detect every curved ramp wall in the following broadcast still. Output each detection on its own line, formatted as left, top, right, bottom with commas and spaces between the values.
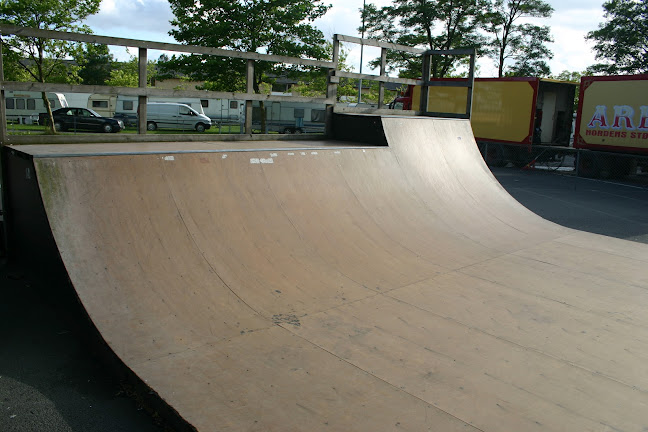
3, 116, 648, 431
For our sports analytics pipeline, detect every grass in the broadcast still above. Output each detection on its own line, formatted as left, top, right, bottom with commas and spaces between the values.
5, 123, 244, 135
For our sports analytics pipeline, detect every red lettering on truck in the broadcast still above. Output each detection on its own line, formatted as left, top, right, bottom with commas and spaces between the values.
612, 105, 635, 130
588, 105, 648, 132
638, 106, 648, 130
588, 105, 609, 129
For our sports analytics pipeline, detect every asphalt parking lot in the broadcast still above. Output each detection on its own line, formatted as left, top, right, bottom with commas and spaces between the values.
0, 274, 167, 432
1, 165, 647, 431
492, 166, 648, 244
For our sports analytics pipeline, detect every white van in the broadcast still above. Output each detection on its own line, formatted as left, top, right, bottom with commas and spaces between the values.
144, 102, 212, 132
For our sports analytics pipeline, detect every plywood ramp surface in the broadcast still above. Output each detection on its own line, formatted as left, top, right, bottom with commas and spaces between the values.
26, 116, 648, 431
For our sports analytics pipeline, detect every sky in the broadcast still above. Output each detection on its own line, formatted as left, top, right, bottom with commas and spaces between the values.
83, 0, 606, 77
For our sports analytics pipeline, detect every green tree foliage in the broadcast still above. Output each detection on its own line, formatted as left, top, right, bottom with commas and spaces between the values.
290, 44, 355, 99
1, 46, 30, 81
587, 0, 648, 74
164, 0, 331, 93
502, 24, 552, 77
483, 0, 553, 77
105, 55, 157, 88
0, 0, 101, 132
361, 0, 489, 79
552, 70, 588, 83
551, 70, 590, 110
76, 43, 113, 85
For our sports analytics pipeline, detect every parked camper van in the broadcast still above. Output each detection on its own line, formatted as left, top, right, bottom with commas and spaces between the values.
144, 102, 212, 132
5, 91, 68, 124
87, 93, 116, 117
251, 101, 326, 133
201, 99, 244, 124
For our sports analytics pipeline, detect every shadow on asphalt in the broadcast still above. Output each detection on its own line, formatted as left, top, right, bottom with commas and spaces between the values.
0, 262, 169, 432
492, 166, 648, 244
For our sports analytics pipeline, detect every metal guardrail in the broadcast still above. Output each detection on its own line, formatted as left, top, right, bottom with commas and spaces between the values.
0, 25, 476, 144
420, 48, 476, 119
333, 35, 475, 117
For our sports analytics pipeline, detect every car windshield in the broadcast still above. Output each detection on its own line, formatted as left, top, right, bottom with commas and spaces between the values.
179, 106, 196, 116
86, 108, 101, 117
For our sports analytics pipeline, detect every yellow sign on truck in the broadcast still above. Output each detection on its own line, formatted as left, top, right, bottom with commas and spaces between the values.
574, 75, 648, 154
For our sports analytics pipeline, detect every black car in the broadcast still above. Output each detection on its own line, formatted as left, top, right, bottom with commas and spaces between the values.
112, 112, 138, 128
50, 107, 124, 133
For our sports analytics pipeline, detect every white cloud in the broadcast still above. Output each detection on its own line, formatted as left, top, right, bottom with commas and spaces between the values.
523, 4, 605, 74
85, 0, 174, 41
98, 0, 117, 14
83, 0, 607, 75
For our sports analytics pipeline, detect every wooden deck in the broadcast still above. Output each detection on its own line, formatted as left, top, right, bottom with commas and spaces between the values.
6, 116, 648, 431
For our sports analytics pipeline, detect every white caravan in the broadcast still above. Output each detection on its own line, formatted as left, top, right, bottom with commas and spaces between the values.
200, 99, 244, 125
87, 94, 206, 117
251, 101, 326, 134
4, 91, 68, 124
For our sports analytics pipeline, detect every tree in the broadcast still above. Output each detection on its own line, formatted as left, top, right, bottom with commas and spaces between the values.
483, 0, 553, 77
361, 0, 489, 79
502, 24, 552, 77
0, 46, 31, 81
551, 69, 590, 110
587, 0, 648, 74
0, 0, 101, 133
552, 70, 586, 83
76, 43, 113, 85
289, 44, 356, 99
166, 0, 331, 94
105, 55, 157, 88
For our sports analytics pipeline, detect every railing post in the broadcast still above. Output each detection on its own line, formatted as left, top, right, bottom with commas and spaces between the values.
245, 59, 254, 135
326, 35, 340, 138
137, 47, 147, 135
419, 53, 431, 114
378, 47, 387, 109
0, 38, 7, 145
465, 49, 476, 119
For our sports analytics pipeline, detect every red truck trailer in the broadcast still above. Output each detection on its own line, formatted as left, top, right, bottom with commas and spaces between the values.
391, 77, 577, 167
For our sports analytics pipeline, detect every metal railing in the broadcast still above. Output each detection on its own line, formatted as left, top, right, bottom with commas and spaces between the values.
331, 35, 475, 118
0, 24, 475, 145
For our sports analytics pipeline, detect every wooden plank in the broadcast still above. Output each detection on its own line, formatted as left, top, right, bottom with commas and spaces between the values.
1, 80, 334, 105
391, 271, 648, 391
460, 253, 648, 328
3, 133, 329, 145
335, 34, 426, 54
335, 71, 420, 86
291, 294, 648, 431
0, 24, 333, 68
138, 327, 479, 432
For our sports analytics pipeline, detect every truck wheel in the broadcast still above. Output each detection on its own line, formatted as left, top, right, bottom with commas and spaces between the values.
283, 128, 293, 134
102, 123, 113, 133
147, 122, 157, 131
577, 153, 603, 178
609, 157, 637, 178
484, 143, 506, 167
294, 128, 303, 134
195, 123, 206, 133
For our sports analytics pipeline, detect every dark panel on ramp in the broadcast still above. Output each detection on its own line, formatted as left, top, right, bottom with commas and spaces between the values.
332, 113, 387, 145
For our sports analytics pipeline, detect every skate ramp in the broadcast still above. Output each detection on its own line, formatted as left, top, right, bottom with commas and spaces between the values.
5, 116, 648, 431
